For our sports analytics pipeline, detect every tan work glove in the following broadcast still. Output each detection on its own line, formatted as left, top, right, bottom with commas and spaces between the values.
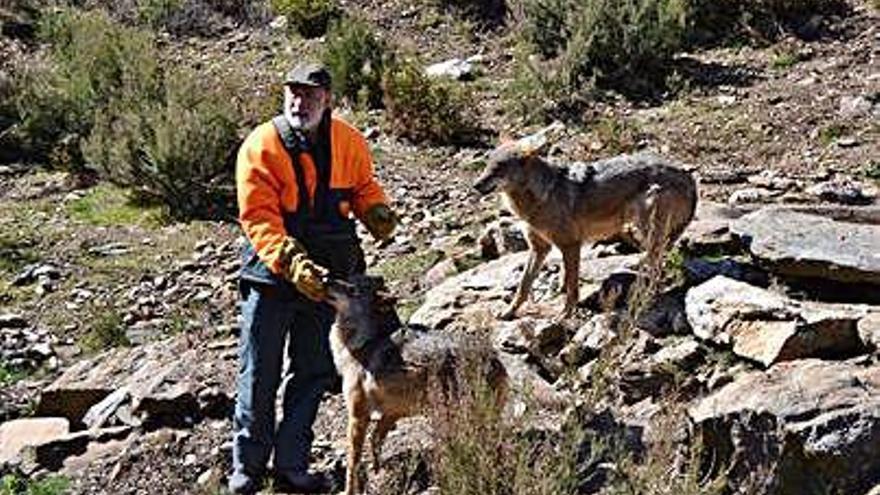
363, 204, 398, 242
278, 237, 329, 301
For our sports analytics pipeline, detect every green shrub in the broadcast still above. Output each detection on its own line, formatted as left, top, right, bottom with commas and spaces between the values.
686, 0, 850, 46
428, 0, 507, 25
136, 0, 184, 28
382, 58, 476, 144
514, 0, 688, 117
83, 66, 241, 219
9, 8, 161, 169
270, 0, 339, 38
865, 161, 880, 180
322, 17, 387, 109
0, 474, 70, 495
0, 363, 25, 387
9, 7, 265, 218
520, 0, 572, 58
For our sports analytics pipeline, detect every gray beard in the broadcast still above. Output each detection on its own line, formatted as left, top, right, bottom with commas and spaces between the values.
284, 108, 322, 132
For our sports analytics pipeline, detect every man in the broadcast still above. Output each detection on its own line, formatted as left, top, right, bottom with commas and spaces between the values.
230, 62, 397, 494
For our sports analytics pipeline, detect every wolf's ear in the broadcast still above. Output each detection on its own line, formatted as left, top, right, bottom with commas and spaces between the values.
516, 121, 564, 158
516, 131, 549, 157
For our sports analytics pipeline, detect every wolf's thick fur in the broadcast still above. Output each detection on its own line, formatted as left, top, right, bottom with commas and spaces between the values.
474, 144, 697, 320
325, 276, 507, 495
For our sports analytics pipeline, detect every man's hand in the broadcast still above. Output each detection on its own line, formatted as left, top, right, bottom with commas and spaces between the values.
363, 204, 398, 242
288, 253, 328, 301
278, 237, 328, 301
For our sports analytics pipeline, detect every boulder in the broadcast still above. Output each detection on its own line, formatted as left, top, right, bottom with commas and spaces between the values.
0, 314, 27, 329
0, 417, 69, 465
36, 336, 234, 429
686, 276, 868, 367
859, 312, 880, 353
731, 208, 880, 285
425, 58, 474, 80
690, 358, 880, 495
19, 426, 131, 473
410, 250, 640, 331
479, 219, 528, 260
559, 315, 616, 366
806, 179, 877, 206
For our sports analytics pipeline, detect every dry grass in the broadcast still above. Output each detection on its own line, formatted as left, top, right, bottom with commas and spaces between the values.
427, 343, 582, 495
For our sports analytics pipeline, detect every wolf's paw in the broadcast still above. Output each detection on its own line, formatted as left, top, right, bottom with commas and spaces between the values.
497, 307, 517, 320
552, 307, 575, 324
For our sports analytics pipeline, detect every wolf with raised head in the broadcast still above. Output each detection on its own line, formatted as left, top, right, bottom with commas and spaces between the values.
473, 133, 697, 321
324, 275, 507, 495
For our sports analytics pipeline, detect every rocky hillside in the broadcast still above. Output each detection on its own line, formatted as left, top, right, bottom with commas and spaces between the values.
1, 0, 879, 494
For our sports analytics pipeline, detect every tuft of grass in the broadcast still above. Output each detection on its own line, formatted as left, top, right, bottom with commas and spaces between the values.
78, 308, 129, 353
770, 49, 799, 70
0, 234, 40, 275
66, 184, 166, 228
428, 335, 582, 495
371, 249, 444, 283
590, 117, 643, 156
863, 161, 880, 180
0, 362, 26, 387
396, 296, 425, 324
0, 474, 70, 495
817, 123, 848, 146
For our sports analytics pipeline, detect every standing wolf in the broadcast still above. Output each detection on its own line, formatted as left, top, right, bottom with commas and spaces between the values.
324, 275, 508, 495
473, 134, 697, 320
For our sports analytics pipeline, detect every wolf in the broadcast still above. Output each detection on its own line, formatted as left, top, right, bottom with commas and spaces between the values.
473, 135, 697, 321
324, 275, 508, 495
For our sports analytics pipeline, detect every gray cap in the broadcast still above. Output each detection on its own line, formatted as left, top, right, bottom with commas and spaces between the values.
284, 62, 332, 89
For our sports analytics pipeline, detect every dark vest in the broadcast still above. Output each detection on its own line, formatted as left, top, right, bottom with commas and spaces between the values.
239, 113, 366, 296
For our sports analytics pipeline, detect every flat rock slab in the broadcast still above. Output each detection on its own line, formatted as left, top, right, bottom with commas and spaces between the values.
731, 208, 880, 285
686, 276, 868, 367
690, 359, 880, 493
0, 417, 69, 465
410, 251, 640, 330
36, 336, 235, 428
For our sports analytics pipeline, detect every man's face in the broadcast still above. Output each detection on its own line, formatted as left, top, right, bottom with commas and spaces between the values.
284, 84, 330, 131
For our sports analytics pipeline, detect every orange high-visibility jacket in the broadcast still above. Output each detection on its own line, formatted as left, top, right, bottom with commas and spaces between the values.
236, 116, 388, 275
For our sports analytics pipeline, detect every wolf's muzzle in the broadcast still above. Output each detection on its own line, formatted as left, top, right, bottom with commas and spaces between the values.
472, 176, 498, 195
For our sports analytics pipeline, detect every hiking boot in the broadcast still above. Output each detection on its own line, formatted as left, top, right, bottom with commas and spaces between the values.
274, 471, 334, 493
227, 470, 259, 494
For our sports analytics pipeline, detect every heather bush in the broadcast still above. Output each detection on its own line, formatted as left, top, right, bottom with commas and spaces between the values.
323, 17, 387, 109
382, 57, 477, 144
83, 65, 241, 218
513, 0, 689, 118
269, 0, 339, 38
9, 8, 161, 169
687, 0, 850, 46
9, 7, 267, 217
429, 0, 507, 25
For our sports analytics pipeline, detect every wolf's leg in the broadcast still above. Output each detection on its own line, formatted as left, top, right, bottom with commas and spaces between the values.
346, 389, 369, 495
558, 243, 581, 320
500, 230, 551, 320
370, 415, 398, 472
